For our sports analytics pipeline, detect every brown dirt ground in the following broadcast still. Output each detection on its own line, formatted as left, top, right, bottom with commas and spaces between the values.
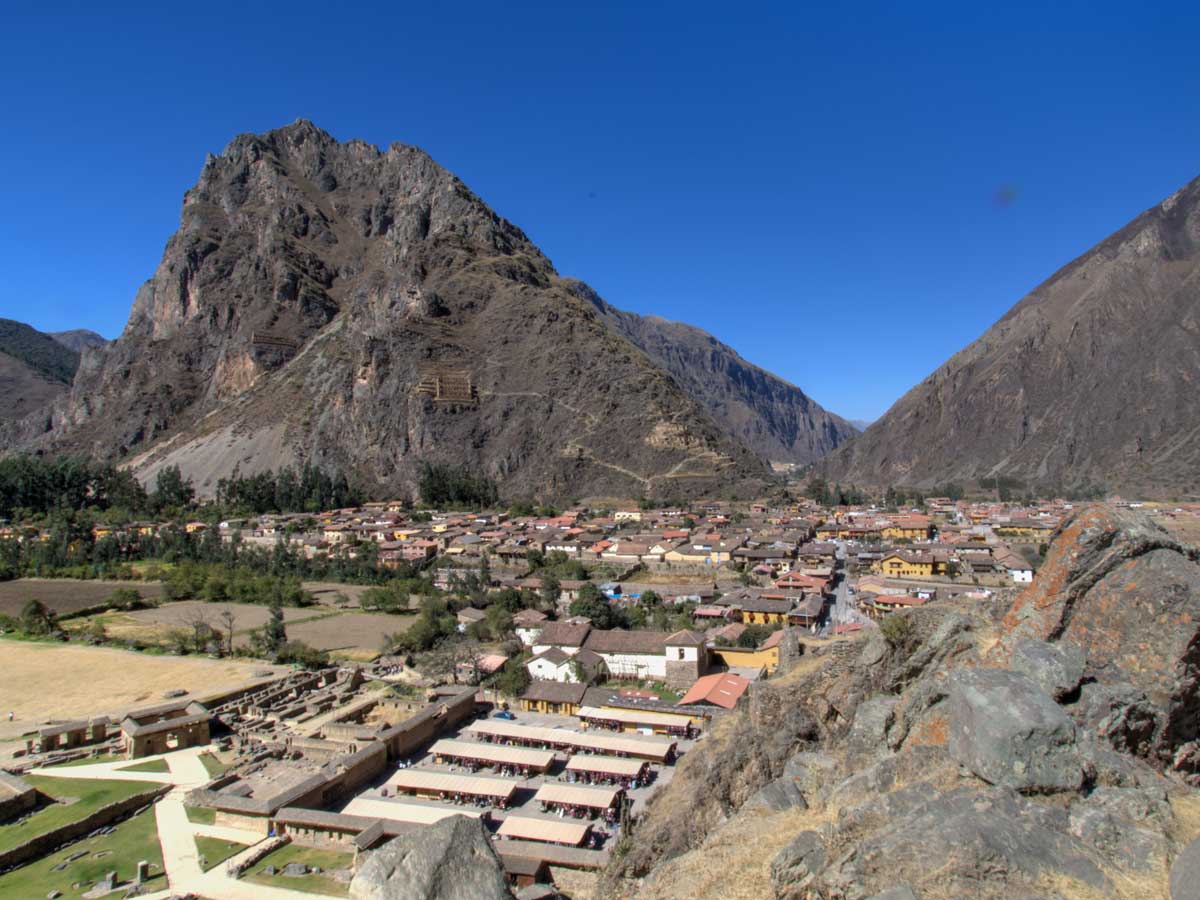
95, 600, 328, 643
0, 579, 164, 618
0, 641, 287, 742
282, 612, 415, 659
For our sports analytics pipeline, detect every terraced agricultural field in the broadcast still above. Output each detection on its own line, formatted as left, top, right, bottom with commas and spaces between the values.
0, 579, 164, 619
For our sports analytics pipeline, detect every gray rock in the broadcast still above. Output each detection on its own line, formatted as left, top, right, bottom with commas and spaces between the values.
1012, 639, 1085, 701
887, 613, 973, 690
817, 786, 1110, 897
350, 815, 512, 900
947, 668, 1083, 793
770, 831, 826, 899
1068, 786, 1171, 871
847, 697, 898, 755
858, 633, 888, 668
1073, 682, 1158, 757
284, 862, 309, 876
47, 892, 62, 900
746, 775, 808, 812
867, 889, 918, 900
1171, 836, 1200, 900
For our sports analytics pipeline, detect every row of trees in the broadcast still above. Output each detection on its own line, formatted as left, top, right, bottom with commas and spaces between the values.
418, 463, 499, 509
0, 455, 193, 520
214, 464, 362, 515
0, 516, 419, 586
0, 454, 369, 522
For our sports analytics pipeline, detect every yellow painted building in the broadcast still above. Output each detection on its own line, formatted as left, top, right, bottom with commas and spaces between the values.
875, 552, 938, 578
710, 643, 780, 675
881, 524, 932, 541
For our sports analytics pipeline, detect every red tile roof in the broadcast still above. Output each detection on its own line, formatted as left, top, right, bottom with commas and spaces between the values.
677, 673, 750, 710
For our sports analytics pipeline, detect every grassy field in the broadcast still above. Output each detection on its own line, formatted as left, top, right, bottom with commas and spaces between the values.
118, 758, 170, 774
0, 579, 164, 619
0, 775, 160, 854
0, 642, 288, 740
195, 834, 248, 871
0, 805, 165, 899
197, 751, 230, 778
242, 843, 353, 896
47, 753, 124, 768
185, 804, 217, 825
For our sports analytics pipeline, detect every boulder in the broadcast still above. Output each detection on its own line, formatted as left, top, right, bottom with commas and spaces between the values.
1171, 836, 1200, 900
746, 775, 808, 813
846, 697, 898, 755
947, 668, 1082, 792
1011, 638, 1085, 701
997, 505, 1200, 762
350, 815, 512, 900
770, 831, 826, 899
816, 786, 1110, 897
1073, 682, 1158, 757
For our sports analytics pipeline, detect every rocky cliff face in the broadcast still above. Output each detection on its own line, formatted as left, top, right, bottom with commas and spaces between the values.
2, 120, 851, 499
607, 504, 1200, 899
821, 175, 1200, 497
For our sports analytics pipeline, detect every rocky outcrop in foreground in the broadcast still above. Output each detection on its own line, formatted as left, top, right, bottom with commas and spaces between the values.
606, 505, 1200, 899
350, 815, 512, 900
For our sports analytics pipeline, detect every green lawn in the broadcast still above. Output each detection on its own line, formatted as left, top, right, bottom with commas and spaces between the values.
195, 834, 248, 871
197, 751, 230, 778
0, 775, 160, 855
0, 805, 166, 899
242, 843, 352, 896
45, 753, 124, 768
184, 804, 217, 825
118, 758, 170, 774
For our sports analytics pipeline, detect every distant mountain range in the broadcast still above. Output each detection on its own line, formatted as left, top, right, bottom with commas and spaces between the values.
49, 329, 108, 353
822, 174, 1200, 497
0, 121, 853, 500
0, 319, 105, 421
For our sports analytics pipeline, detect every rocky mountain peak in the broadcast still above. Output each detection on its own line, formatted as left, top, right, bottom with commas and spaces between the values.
1, 121, 852, 498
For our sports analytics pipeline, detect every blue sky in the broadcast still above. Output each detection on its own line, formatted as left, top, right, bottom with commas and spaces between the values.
1, 2, 1197, 421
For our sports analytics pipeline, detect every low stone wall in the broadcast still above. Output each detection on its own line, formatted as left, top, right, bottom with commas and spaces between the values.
227, 834, 289, 876
0, 784, 170, 872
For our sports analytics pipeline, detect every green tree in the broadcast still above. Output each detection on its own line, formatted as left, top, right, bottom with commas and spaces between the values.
262, 599, 287, 655
19, 598, 56, 635
492, 657, 530, 697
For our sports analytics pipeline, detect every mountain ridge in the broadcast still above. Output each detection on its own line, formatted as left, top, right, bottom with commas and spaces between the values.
2, 120, 851, 499
820, 173, 1200, 497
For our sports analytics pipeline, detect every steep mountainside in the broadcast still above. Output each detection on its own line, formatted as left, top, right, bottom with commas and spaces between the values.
822, 175, 1200, 496
0, 319, 82, 420
50, 329, 108, 352
2, 121, 849, 499
571, 281, 856, 465
606, 505, 1200, 900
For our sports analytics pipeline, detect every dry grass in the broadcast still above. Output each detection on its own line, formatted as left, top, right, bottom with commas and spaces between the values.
0, 641, 286, 742
551, 866, 599, 900
1170, 790, 1200, 844
634, 806, 831, 900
